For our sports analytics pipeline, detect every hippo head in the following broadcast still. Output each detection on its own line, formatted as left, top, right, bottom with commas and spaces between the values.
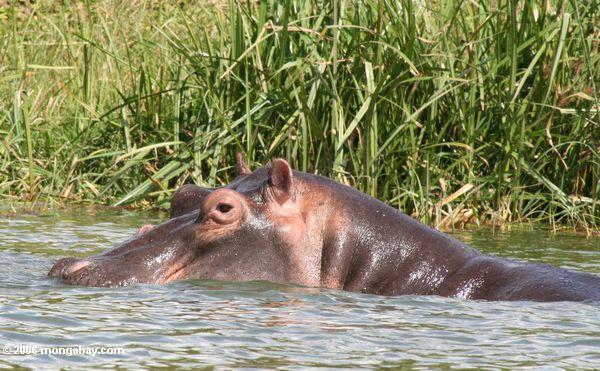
49, 156, 333, 287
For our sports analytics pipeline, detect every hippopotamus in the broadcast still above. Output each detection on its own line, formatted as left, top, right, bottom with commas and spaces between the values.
49, 155, 600, 302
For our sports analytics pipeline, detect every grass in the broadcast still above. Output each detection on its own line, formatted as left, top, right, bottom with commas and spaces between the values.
0, 0, 598, 233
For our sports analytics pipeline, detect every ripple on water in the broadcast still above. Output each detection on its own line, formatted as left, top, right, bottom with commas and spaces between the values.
0, 210, 599, 368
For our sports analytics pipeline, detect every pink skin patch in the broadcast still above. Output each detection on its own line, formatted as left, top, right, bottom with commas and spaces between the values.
137, 224, 155, 235
65, 260, 91, 275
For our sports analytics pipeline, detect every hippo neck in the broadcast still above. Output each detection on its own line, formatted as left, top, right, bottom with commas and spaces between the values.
310, 175, 478, 295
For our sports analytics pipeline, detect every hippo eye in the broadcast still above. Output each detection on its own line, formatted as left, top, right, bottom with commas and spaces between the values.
217, 203, 233, 213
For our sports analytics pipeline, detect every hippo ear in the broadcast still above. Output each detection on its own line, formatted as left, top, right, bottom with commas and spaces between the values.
236, 153, 251, 176
268, 159, 293, 204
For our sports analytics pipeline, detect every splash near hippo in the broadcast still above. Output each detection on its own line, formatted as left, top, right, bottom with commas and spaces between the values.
49, 155, 600, 302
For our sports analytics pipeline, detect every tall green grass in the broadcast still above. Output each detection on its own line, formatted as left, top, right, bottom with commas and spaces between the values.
0, 1, 598, 232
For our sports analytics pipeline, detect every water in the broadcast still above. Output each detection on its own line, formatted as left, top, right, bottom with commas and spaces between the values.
0, 208, 598, 368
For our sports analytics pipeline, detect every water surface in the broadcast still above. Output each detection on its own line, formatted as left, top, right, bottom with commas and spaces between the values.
0, 208, 598, 368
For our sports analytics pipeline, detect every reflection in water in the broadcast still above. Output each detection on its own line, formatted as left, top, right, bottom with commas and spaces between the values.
0, 209, 598, 368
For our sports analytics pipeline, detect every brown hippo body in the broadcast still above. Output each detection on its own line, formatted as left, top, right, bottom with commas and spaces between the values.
49, 156, 600, 302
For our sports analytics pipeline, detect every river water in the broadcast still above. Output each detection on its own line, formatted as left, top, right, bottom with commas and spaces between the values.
0, 208, 598, 368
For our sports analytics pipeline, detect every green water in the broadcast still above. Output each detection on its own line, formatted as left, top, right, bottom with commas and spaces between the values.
0, 208, 598, 369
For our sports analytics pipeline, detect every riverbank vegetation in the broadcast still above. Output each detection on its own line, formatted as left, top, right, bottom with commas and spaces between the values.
0, 1, 598, 232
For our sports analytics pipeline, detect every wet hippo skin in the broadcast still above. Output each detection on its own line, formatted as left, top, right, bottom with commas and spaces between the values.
49, 155, 600, 302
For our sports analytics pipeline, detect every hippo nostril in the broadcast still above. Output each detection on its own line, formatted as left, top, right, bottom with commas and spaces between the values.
65, 260, 92, 275
217, 203, 233, 213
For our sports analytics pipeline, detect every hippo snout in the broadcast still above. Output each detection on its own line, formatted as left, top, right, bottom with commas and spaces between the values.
49, 257, 93, 281
49, 257, 133, 287
48, 215, 201, 287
